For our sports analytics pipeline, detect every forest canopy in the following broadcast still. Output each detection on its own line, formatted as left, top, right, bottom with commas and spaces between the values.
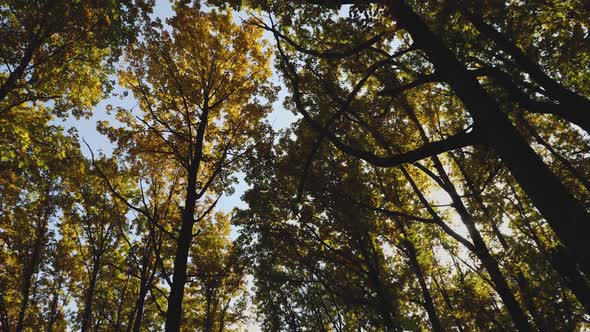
1, 0, 590, 331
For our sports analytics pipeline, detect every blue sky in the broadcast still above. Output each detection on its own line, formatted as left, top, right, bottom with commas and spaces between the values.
60, 0, 297, 214
56, 2, 296, 329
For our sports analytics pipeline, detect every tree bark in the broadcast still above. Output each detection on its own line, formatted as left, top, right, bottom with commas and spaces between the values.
386, 0, 590, 282
164, 171, 197, 331
81, 259, 101, 332
165, 108, 210, 331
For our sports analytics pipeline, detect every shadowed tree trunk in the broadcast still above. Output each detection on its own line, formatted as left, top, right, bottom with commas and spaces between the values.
165, 108, 210, 331
385, 0, 590, 285
399, 225, 445, 332
81, 257, 101, 332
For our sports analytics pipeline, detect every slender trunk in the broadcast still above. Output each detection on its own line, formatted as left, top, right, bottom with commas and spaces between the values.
164, 179, 197, 331
81, 261, 101, 332
366, 258, 401, 331
452, 154, 552, 329
387, 0, 590, 282
0, 294, 9, 332
454, 204, 532, 332
218, 301, 229, 332
46, 277, 63, 332
517, 115, 590, 193
397, 82, 532, 330
401, 166, 532, 331
453, 257, 505, 331
400, 229, 445, 332
132, 267, 156, 332
165, 107, 210, 331
204, 290, 213, 332
15, 222, 45, 332
549, 248, 590, 314
504, 182, 590, 313
114, 275, 131, 331
358, 233, 401, 331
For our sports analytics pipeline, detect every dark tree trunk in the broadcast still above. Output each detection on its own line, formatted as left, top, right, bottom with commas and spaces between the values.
549, 248, 590, 314
81, 260, 101, 332
15, 219, 46, 332
400, 229, 445, 332
165, 108, 210, 331
46, 276, 63, 332
397, 88, 533, 331
164, 176, 197, 331
504, 182, 590, 314
386, 0, 590, 283
452, 153, 551, 329
204, 290, 214, 332
132, 267, 156, 332
517, 115, 590, 194
357, 232, 402, 331
441, 186, 532, 332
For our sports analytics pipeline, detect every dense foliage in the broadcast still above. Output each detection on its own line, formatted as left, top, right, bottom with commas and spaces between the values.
1, 0, 589, 331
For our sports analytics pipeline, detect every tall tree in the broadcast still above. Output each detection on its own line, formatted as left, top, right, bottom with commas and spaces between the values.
102, 5, 275, 330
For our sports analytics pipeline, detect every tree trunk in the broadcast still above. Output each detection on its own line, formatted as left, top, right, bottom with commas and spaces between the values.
15, 220, 46, 332
549, 248, 590, 314
132, 267, 156, 332
517, 115, 590, 194
400, 230, 445, 332
165, 107, 210, 331
396, 84, 533, 330
358, 233, 402, 331
451, 153, 553, 328
432, 275, 466, 332
164, 178, 197, 331
204, 289, 213, 332
386, 0, 590, 281
46, 276, 63, 332
81, 260, 101, 332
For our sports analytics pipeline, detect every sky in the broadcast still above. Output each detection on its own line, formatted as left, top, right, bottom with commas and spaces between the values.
60, 0, 297, 214
55, 2, 462, 330
57, 2, 295, 329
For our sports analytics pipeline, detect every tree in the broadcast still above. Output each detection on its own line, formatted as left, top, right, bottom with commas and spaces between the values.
234, 0, 589, 324
184, 212, 248, 332
0, 0, 151, 117
101, 4, 275, 330
0, 104, 80, 331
